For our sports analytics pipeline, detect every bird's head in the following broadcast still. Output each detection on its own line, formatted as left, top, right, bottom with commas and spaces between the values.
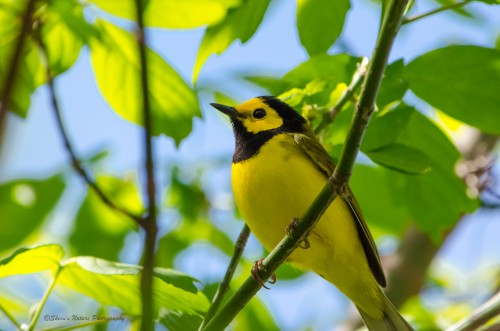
211, 96, 307, 135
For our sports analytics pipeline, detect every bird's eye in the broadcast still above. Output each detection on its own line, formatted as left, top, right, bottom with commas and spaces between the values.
252, 108, 266, 119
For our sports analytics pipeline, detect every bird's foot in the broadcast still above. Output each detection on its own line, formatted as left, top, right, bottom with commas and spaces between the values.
285, 217, 310, 249
251, 258, 276, 290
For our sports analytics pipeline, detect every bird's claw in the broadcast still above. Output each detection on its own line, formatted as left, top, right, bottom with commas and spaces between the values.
251, 258, 276, 290
285, 217, 310, 249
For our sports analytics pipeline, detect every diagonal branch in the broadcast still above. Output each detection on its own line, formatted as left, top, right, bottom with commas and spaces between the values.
199, 224, 251, 330
0, 0, 36, 152
35, 30, 144, 226
133, 0, 159, 330
402, 0, 472, 25
201, 1, 409, 330
446, 291, 500, 331
0, 302, 21, 330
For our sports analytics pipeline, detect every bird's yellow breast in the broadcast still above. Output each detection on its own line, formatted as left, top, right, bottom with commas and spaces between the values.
231, 134, 382, 316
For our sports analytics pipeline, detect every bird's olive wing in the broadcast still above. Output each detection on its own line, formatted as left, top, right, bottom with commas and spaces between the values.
293, 133, 386, 287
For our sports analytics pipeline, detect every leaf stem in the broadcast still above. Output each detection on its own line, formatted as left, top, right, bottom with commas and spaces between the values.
0, 302, 21, 330
39, 319, 109, 331
133, 0, 159, 330
28, 269, 61, 331
0, 0, 36, 151
402, 0, 472, 25
446, 291, 500, 331
34, 26, 144, 226
314, 57, 369, 135
201, 0, 409, 329
198, 224, 251, 330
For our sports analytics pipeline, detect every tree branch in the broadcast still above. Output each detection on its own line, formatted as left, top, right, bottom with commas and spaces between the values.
314, 57, 369, 135
402, 0, 472, 25
201, 1, 409, 330
27, 268, 61, 331
0, 0, 36, 152
133, 0, 159, 330
34, 28, 144, 226
0, 302, 21, 330
446, 291, 500, 331
199, 224, 251, 330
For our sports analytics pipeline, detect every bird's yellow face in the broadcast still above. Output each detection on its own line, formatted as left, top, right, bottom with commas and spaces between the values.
234, 98, 284, 133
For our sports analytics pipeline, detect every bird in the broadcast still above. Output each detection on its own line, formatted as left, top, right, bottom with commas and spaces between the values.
211, 96, 413, 331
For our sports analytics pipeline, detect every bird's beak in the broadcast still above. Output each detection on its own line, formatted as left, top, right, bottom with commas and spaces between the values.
210, 103, 240, 119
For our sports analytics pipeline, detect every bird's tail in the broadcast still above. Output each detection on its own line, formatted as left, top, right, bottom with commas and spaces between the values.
356, 291, 413, 331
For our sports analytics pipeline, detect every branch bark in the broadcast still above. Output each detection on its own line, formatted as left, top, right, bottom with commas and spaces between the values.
133, 1, 159, 330
0, 0, 36, 153
35, 27, 143, 226
446, 291, 500, 331
199, 224, 251, 330
201, 1, 409, 329
402, 0, 472, 25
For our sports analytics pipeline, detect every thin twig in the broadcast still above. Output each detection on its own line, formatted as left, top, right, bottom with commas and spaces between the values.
39, 319, 109, 331
199, 224, 251, 330
28, 268, 61, 331
314, 57, 369, 135
402, 0, 472, 25
0, 0, 36, 152
201, 0, 409, 329
34, 28, 144, 226
446, 291, 500, 331
0, 302, 21, 329
133, 0, 159, 330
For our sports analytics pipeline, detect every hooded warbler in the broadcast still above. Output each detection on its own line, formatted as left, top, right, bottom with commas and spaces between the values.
211, 96, 412, 331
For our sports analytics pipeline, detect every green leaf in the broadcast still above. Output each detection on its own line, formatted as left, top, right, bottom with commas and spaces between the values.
365, 144, 432, 174
0, 175, 65, 251
350, 165, 411, 234
0, 41, 44, 117
296, 0, 349, 55
69, 175, 141, 261
156, 220, 235, 268
58, 257, 209, 317
193, 0, 271, 81
243, 75, 291, 95
234, 295, 279, 331
405, 46, 500, 134
153, 268, 199, 294
160, 311, 202, 331
90, 0, 241, 29
362, 103, 413, 151
166, 167, 209, 222
41, 0, 89, 76
0, 0, 90, 117
0, 244, 63, 277
376, 59, 408, 108
283, 53, 359, 87
90, 20, 200, 144
390, 108, 479, 240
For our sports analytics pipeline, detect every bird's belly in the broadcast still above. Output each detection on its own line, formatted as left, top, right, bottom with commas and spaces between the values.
231, 138, 358, 266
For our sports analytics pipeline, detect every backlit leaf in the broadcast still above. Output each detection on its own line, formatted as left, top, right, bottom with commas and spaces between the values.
405, 46, 500, 134
69, 175, 141, 261
90, 20, 200, 144
0, 175, 65, 251
90, 0, 241, 29
58, 257, 209, 317
0, 244, 63, 277
296, 0, 349, 55
365, 144, 432, 174
193, 0, 271, 81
